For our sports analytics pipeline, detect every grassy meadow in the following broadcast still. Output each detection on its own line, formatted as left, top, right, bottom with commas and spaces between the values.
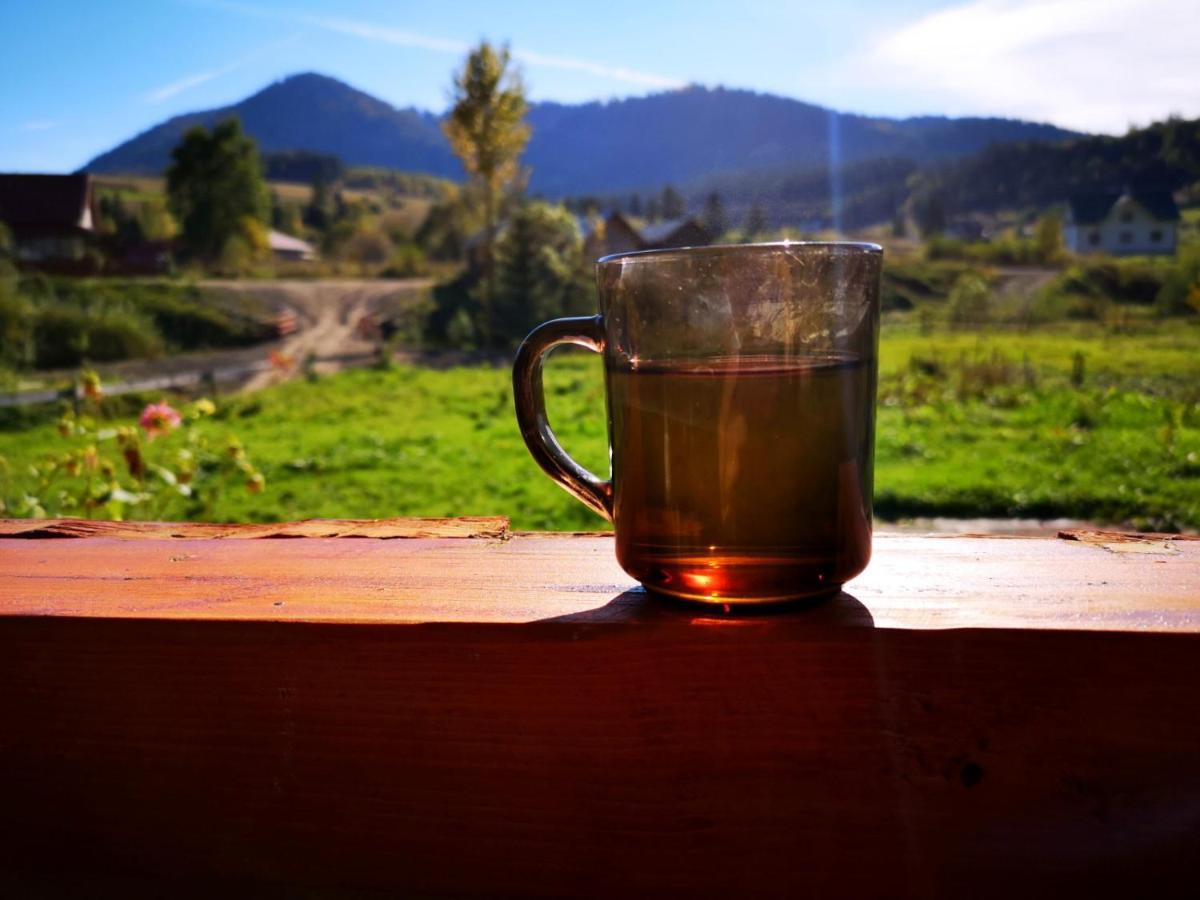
3, 316, 1198, 530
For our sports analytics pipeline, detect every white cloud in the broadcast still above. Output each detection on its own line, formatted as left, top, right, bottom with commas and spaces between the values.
144, 33, 301, 103
19, 120, 59, 132
512, 48, 682, 90
146, 63, 241, 103
191, 0, 684, 91
849, 0, 1200, 133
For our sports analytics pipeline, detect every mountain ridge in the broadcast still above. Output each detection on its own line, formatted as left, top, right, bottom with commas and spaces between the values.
84, 72, 1081, 196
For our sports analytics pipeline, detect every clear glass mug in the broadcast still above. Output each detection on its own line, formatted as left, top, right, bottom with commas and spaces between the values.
513, 242, 882, 605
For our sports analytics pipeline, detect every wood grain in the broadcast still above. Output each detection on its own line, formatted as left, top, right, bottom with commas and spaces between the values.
0, 515, 509, 539
1, 528, 1197, 632
2, 523, 1200, 897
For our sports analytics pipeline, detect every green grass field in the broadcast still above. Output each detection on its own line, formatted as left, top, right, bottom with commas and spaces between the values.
3, 319, 1199, 530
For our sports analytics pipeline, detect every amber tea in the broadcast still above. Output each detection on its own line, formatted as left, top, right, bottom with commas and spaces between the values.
608, 355, 874, 602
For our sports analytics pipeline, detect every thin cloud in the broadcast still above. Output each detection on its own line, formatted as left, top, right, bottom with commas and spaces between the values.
146, 63, 241, 103
144, 33, 301, 104
848, 0, 1200, 133
19, 120, 60, 132
190, 0, 684, 91
513, 49, 682, 89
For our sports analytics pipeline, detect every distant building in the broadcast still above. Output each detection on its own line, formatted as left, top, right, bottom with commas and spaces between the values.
267, 229, 316, 261
583, 212, 712, 260
0, 173, 96, 267
1063, 189, 1179, 256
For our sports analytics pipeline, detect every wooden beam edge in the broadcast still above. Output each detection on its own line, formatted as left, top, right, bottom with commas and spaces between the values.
0, 517, 511, 540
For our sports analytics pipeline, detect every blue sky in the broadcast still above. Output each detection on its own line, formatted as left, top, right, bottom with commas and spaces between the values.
3, 0, 1197, 172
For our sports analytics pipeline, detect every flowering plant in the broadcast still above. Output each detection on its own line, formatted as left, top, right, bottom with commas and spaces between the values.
0, 373, 264, 521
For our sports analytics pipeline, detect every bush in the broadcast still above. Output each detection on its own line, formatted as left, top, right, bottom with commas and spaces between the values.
881, 261, 973, 311
6, 278, 275, 370
381, 243, 428, 278
946, 273, 992, 327
32, 303, 162, 368
340, 228, 393, 271
1058, 259, 1166, 305
1155, 246, 1200, 316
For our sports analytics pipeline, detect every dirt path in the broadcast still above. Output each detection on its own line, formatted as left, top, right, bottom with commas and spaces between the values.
202, 278, 433, 392
991, 266, 1059, 298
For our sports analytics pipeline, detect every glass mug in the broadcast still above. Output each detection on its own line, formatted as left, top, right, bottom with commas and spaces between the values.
513, 242, 882, 605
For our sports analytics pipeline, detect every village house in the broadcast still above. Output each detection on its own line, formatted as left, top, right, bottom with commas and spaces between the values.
1062, 189, 1179, 256
583, 211, 712, 260
0, 173, 97, 268
268, 229, 317, 261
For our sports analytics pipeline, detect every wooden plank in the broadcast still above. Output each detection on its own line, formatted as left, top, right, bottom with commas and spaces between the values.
2, 616, 1198, 896
2, 524, 1200, 895
0, 515, 509, 539
1, 529, 1197, 632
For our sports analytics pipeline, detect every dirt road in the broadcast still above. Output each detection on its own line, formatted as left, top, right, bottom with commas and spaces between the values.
991, 266, 1058, 299
202, 278, 433, 391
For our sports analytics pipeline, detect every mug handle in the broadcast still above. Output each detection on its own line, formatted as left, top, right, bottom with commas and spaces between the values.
513, 315, 614, 522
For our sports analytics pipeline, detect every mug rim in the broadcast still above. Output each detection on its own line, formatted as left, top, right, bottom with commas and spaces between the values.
597, 240, 883, 267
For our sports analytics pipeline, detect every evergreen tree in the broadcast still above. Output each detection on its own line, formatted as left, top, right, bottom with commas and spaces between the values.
661, 185, 685, 220
166, 117, 269, 261
743, 203, 767, 240
303, 175, 333, 231
645, 197, 661, 221
702, 191, 727, 238
494, 202, 593, 347
911, 188, 947, 238
443, 42, 530, 343
628, 194, 642, 217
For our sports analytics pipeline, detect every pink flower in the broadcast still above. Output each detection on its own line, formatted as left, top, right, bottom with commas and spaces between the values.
139, 401, 182, 440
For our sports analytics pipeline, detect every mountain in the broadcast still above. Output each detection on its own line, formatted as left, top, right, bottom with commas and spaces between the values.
85, 73, 458, 179
85, 72, 1079, 197
523, 88, 1077, 196
911, 116, 1200, 216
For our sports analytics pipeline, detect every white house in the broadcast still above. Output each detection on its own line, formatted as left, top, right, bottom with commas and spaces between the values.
267, 229, 316, 261
1063, 189, 1179, 256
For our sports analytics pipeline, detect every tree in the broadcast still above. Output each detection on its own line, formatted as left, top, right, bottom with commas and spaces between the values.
443, 42, 531, 342
1034, 210, 1065, 263
743, 203, 767, 240
166, 117, 269, 261
911, 187, 947, 238
661, 185, 685, 220
628, 194, 642, 217
702, 192, 727, 238
303, 174, 334, 231
645, 197, 661, 221
493, 202, 593, 347
271, 193, 302, 237
947, 273, 992, 327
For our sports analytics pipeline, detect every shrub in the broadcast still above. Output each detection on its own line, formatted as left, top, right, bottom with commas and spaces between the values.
381, 244, 429, 278
946, 273, 992, 327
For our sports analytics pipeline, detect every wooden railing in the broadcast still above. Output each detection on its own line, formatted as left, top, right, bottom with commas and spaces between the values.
2, 519, 1198, 897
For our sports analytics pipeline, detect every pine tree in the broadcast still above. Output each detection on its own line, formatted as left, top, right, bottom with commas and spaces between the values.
743, 203, 767, 240
494, 202, 593, 347
661, 185, 685, 220
702, 192, 727, 238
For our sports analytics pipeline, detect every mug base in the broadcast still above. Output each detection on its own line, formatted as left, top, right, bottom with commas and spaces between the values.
640, 582, 843, 608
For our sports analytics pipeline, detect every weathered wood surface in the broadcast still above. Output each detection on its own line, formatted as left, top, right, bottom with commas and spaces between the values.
0, 515, 509, 540
2, 520, 1200, 897
1, 521, 1197, 631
